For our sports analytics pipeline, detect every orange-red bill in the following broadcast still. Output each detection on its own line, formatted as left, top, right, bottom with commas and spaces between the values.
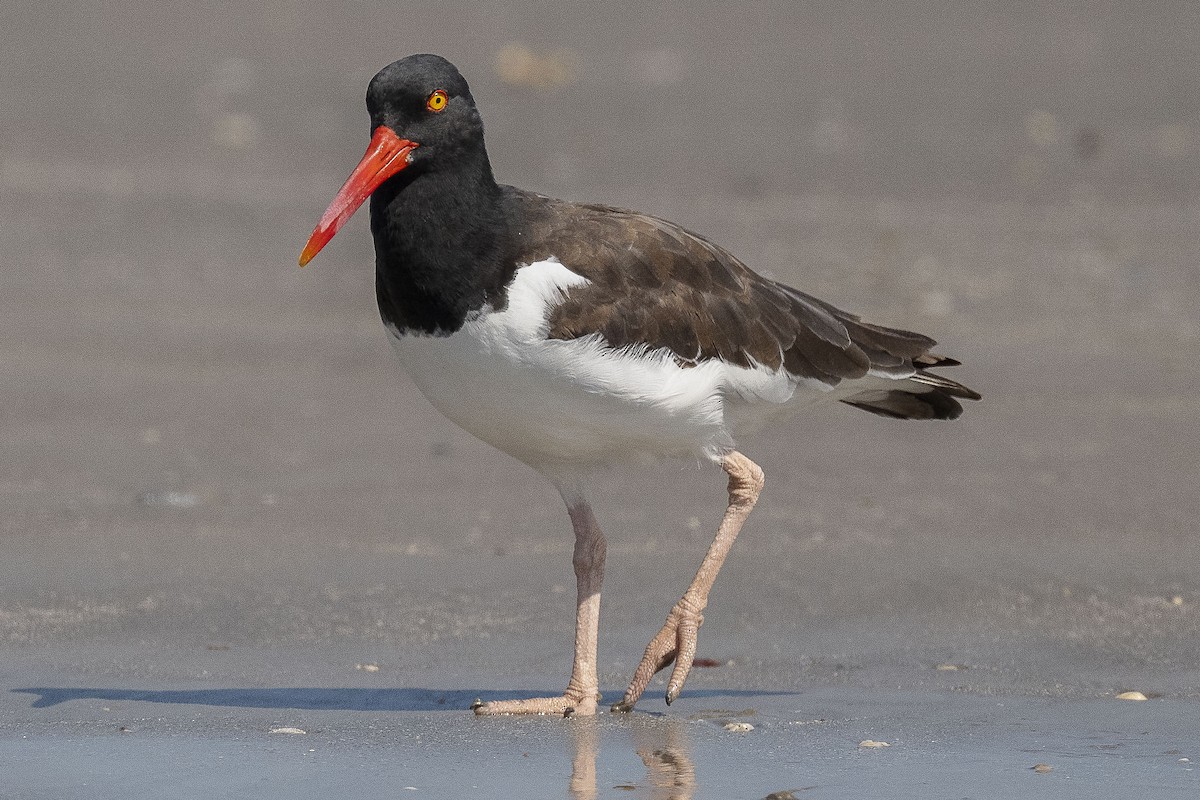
299, 126, 418, 266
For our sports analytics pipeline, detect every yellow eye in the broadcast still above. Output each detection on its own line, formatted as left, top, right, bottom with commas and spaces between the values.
426, 90, 448, 112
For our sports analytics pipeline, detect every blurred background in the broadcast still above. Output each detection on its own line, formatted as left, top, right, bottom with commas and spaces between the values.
3, 0, 1198, 718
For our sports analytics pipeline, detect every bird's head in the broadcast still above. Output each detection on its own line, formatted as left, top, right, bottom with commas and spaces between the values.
299, 54, 483, 266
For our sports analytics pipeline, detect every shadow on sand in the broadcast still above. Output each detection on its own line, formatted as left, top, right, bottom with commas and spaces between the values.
13, 686, 798, 712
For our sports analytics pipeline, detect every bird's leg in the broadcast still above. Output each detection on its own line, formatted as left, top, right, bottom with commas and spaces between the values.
474, 493, 606, 716
612, 451, 764, 712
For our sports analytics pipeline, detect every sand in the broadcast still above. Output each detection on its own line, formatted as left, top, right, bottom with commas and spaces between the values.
2, 1, 1198, 797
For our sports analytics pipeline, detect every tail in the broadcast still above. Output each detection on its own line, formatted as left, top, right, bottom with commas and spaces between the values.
840, 353, 981, 420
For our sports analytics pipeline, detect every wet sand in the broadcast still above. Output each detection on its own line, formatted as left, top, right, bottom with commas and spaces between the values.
3, 1, 1198, 797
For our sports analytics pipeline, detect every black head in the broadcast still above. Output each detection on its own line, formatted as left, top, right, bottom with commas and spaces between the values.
365, 54, 485, 172
300, 54, 492, 265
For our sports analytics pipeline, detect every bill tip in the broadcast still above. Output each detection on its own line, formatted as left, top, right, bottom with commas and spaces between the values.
298, 240, 319, 267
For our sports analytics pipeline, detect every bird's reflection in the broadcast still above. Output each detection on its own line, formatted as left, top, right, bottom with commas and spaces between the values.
632, 717, 698, 799
568, 714, 697, 800
567, 718, 600, 800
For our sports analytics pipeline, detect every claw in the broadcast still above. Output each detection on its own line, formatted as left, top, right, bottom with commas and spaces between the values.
470, 698, 483, 711
618, 600, 704, 711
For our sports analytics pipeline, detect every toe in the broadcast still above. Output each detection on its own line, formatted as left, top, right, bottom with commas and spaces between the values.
665, 618, 699, 703
474, 691, 599, 717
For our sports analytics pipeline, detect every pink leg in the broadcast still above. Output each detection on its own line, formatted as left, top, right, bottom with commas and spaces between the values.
613, 451, 764, 712
474, 492, 606, 716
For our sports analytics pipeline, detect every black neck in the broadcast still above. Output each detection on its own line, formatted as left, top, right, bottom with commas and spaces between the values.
371, 153, 513, 335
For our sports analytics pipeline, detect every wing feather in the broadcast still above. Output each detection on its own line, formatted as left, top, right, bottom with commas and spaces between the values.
507, 189, 978, 412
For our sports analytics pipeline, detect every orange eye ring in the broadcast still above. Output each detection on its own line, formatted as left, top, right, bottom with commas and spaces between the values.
426, 90, 448, 112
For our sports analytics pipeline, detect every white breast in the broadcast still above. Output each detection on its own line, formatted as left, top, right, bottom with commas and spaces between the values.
386, 259, 834, 476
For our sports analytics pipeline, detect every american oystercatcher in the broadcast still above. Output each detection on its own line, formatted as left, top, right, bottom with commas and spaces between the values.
300, 54, 979, 716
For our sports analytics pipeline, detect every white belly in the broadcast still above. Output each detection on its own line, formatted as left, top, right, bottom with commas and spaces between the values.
386, 259, 824, 474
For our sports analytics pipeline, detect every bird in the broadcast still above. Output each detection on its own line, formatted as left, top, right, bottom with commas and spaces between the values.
299, 53, 979, 716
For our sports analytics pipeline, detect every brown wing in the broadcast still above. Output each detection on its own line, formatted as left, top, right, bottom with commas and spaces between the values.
507, 189, 951, 390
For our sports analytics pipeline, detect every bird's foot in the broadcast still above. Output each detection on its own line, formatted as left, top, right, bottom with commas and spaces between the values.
612, 597, 704, 712
472, 688, 600, 717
